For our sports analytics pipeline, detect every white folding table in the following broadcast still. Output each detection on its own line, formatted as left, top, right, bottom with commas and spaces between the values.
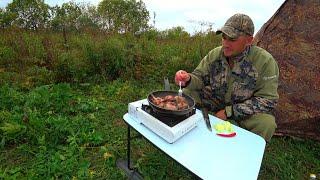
119, 109, 266, 180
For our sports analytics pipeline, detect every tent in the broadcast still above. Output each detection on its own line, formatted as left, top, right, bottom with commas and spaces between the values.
254, 0, 320, 141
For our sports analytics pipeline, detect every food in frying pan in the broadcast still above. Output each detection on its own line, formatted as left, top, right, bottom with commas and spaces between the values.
150, 94, 189, 110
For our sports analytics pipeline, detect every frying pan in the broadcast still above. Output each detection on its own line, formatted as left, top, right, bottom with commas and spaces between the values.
147, 90, 195, 116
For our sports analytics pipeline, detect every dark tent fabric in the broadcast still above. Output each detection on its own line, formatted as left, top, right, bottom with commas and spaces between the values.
254, 0, 320, 141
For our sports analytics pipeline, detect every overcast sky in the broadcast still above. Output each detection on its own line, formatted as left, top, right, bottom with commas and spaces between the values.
0, 0, 286, 34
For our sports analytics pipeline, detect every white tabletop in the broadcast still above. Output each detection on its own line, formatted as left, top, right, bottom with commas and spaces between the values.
123, 109, 266, 180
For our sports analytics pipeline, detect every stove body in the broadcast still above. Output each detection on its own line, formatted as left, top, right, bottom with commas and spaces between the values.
128, 99, 201, 143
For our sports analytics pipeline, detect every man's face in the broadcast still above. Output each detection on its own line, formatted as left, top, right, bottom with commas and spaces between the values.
221, 33, 253, 57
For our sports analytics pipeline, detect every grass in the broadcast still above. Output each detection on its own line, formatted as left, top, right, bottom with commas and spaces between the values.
260, 137, 320, 179
0, 81, 319, 179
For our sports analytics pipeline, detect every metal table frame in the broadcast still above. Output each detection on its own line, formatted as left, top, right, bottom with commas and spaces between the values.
117, 124, 200, 179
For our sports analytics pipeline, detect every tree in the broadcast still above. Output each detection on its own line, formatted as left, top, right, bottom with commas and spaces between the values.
160, 26, 190, 39
0, 8, 16, 29
50, 2, 82, 45
98, 0, 149, 34
51, 2, 82, 32
77, 3, 100, 31
6, 0, 50, 30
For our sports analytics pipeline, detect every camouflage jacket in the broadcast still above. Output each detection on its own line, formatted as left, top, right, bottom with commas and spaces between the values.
186, 45, 279, 120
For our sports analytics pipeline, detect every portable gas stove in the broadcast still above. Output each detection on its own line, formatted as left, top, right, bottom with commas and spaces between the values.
128, 99, 201, 143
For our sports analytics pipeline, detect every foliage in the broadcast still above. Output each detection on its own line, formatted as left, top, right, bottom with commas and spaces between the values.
260, 137, 320, 180
85, 36, 130, 80
0, 8, 16, 29
1, 0, 150, 34
98, 0, 149, 33
0, 28, 219, 87
0, 46, 17, 68
0, 83, 111, 178
0, 81, 319, 179
77, 3, 101, 31
23, 32, 46, 62
6, 0, 50, 30
0, 12, 318, 179
51, 1, 82, 32
159, 26, 190, 39
0, 80, 159, 179
54, 52, 80, 83
26, 65, 53, 86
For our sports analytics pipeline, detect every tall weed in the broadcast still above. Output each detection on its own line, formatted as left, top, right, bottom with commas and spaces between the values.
22, 33, 46, 65
0, 46, 17, 68
54, 52, 89, 83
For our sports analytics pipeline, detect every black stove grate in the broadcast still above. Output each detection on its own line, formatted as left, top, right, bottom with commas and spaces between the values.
141, 104, 196, 127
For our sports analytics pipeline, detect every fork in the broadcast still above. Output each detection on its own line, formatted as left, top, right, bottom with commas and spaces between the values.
178, 81, 183, 96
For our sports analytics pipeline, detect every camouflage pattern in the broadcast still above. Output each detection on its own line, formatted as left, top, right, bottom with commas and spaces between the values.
254, 0, 320, 141
233, 97, 277, 120
186, 45, 279, 121
216, 13, 255, 39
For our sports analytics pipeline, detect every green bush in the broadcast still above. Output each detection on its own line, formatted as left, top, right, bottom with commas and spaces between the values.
23, 33, 46, 65
54, 52, 74, 83
54, 52, 89, 83
0, 83, 106, 150
23, 84, 74, 114
83, 40, 103, 80
0, 85, 26, 147
139, 28, 159, 40
26, 65, 54, 86
84, 36, 135, 81
100, 37, 129, 80
0, 85, 25, 111
0, 46, 17, 68
160, 26, 190, 40
0, 29, 221, 84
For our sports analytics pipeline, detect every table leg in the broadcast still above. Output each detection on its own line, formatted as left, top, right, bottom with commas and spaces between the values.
116, 124, 143, 180
127, 124, 132, 170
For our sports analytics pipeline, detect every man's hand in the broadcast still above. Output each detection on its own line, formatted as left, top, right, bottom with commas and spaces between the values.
215, 109, 227, 120
175, 70, 190, 86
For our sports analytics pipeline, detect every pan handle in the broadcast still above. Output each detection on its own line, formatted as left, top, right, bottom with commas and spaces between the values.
150, 93, 157, 100
164, 77, 170, 91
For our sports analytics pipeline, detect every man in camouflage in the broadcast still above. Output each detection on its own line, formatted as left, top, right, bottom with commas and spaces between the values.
175, 13, 279, 142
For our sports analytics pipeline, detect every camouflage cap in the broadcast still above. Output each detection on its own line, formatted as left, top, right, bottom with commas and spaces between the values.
216, 13, 254, 39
